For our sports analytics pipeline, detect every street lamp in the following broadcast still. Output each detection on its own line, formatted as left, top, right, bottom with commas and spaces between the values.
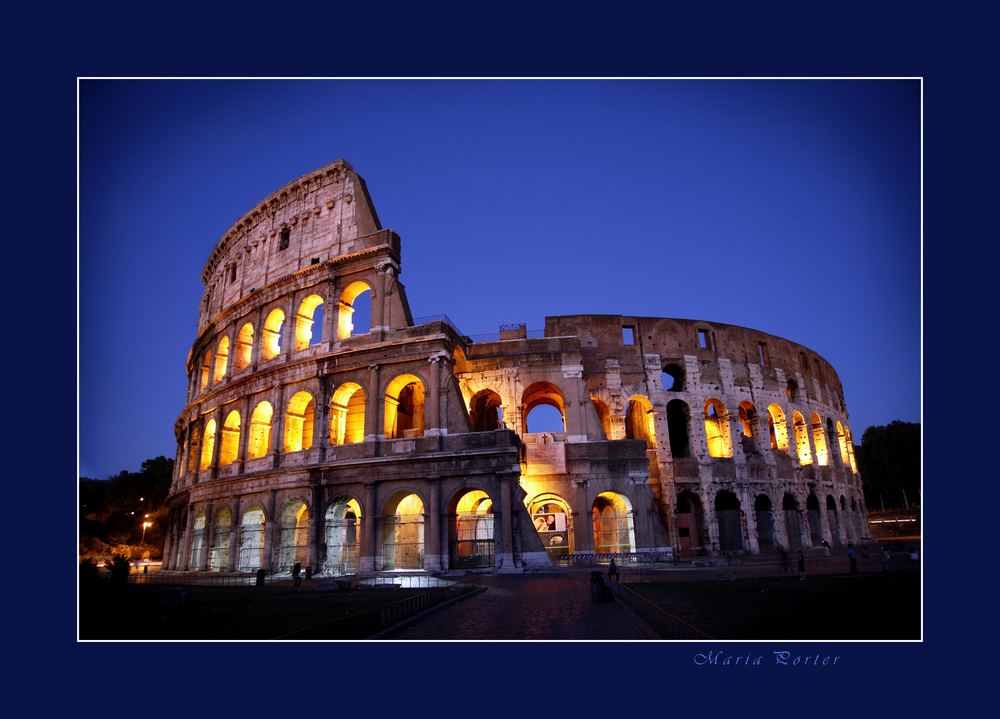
141, 521, 152, 544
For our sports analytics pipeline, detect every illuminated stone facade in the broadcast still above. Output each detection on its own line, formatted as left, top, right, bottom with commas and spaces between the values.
163, 159, 868, 576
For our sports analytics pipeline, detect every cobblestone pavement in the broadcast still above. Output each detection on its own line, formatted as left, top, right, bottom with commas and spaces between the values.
388, 570, 650, 640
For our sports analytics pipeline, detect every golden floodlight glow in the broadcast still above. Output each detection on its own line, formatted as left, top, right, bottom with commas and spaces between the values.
284, 391, 316, 453
336, 281, 372, 340
792, 411, 812, 465
235, 323, 254, 371
384, 373, 425, 439
200, 418, 217, 471
811, 412, 829, 466
704, 399, 732, 458
294, 294, 325, 351
836, 421, 850, 468
626, 395, 657, 448
220, 410, 241, 465
213, 335, 230, 383
248, 401, 273, 459
767, 403, 789, 452
329, 382, 365, 445
261, 309, 285, 361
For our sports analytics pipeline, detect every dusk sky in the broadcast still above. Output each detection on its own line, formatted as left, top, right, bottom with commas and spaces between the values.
79, 79, 919, 479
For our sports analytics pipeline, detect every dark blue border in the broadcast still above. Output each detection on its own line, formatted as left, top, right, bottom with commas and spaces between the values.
18, 1, 975, 711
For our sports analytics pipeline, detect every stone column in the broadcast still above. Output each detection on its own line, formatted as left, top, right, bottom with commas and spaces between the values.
271, 384, 286, 467
263, 490, 278, 572
179, 508, 196, 571
209, 407, 224, 479
497, 473, 515, 570
200, 501, 214, 571
309, 484, 325, 571
426, 478, 442, 570
322, 279, 338, 343
740, 490, 759, 553
730, 415, 747, 464
317, 376, 332, 462
427, 354, 443, 435
224, 324, 237, 379
282, 294, 297, 360
161, 511, 174, 571
372, 262, 392, 331
237, 396, 251, 471
361, 482, 377, 571
227, 495, 241, 572
250, 307, 264, 370
365, 364, 381, 441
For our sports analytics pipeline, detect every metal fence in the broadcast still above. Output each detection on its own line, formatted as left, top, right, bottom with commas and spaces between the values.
555, 551, 673, 566
601, 576, 713, 640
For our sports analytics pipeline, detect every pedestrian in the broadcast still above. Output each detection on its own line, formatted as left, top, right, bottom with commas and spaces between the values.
820, 539, 831, 556
847, 543, 858, 574
608, 557, 619, 582
292, 562, 302, 587
673, 547, 681, 566
797, 551, 806, 581
861, 545, 869, 560
780, 547, 790, 575
880, 546, 892, 572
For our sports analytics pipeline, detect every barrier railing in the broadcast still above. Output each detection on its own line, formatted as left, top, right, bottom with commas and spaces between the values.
602, 576, 713, 640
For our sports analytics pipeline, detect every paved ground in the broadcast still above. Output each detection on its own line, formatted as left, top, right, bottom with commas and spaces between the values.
388, 570, 649, 640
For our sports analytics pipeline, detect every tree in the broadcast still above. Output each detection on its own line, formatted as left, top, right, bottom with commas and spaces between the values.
857, 421, 920, 510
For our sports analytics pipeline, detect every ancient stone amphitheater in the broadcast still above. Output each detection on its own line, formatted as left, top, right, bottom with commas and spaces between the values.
162, 159, 868, 576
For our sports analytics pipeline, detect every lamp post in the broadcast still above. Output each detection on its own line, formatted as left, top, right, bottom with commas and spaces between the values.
141, 520, 152, 545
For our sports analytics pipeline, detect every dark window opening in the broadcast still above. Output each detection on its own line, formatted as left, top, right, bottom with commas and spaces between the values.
311, 257, 320, 265
229, 265, 237, 283
279, 228, 290, 251
662, 364, 684, 392
758, 342, 768, 367
697, 329, 711, 350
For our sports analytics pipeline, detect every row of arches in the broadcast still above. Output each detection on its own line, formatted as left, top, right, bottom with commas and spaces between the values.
195, 282, 373, 393
183, 375, 427, 474
675, 490, 867, 553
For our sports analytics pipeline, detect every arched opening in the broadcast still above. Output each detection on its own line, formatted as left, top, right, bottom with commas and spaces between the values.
754, 495, 775, 551
189, 511, 206, 570
806, 493, 824, 544
200, 349, 212, 390
523, 382, 566, 433
675, 491, 704, 553
844, 425, 858, 474
219, 410, 241, 466
591, 397, 612, 440
209, 507, 232, 571
827, 418, 840, 464
738, 401, 758, 455
793, 411, 812, 465
527, 493, 573, 559
662, 363, 685, 392
199, 418, 217, 471
337, 281, 373, 339
704, 399, 732, 458
277, 499, 310, 573
782, 494, 802, 550
785, 378, 799, 402
449, 489, 495, 569
452, 346, 469, 374
666, 399, 691, 457
238, 505, 266, 571
294, 294, 325, 351
715, 491, 744, 552
187, 427, 201, 474
836, 421, 850, 467
826, 495, 841, 545
235, 322, 254, 372
811, 412, 829, 466
329, 383, 366, 445
324, 498, 361, 575
384, 374, 425, 439
382, 493, 424, 570
261, 308, 285, 361
213, 336, 230, 383
625, 395, 657, 448
469, 389, 504, 432
592, 492, 635, 555
283, 391, 316, 453
767, 403, 789, 452
247, 401, 273, 459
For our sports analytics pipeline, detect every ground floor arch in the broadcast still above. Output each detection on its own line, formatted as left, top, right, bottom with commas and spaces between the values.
675, 491, 704, 553
715, 491, 744, 553
527, 493, 574, 559
209, 507, 232, 570
382, 492, 425, 570
754, 494, 776, 551
277, 499, 310, 573
189, 511, 207, 569
239, 505, 266, 571
782, 494, 803, 551
592, 492, 636, 554
807, 493, 824, 545
448, 489, 495, 568
324, 497, 361, 575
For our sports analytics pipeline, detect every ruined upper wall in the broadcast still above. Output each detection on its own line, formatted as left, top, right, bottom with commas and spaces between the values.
196, 160, 382, 330
544, 314, 847, 412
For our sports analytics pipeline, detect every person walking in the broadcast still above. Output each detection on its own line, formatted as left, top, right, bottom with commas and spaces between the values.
607, 558, 619, 582
780, 548, 790, 575
797, 551, 806, 581
880, 546, 892, 572
847, 543, 858, 574
292, 562, 302, 587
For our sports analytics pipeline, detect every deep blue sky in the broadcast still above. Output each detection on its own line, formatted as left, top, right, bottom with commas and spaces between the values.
79, 79, 919, 479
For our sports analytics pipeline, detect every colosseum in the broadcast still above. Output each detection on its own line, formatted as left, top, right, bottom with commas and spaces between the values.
161, 159, 868, 577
